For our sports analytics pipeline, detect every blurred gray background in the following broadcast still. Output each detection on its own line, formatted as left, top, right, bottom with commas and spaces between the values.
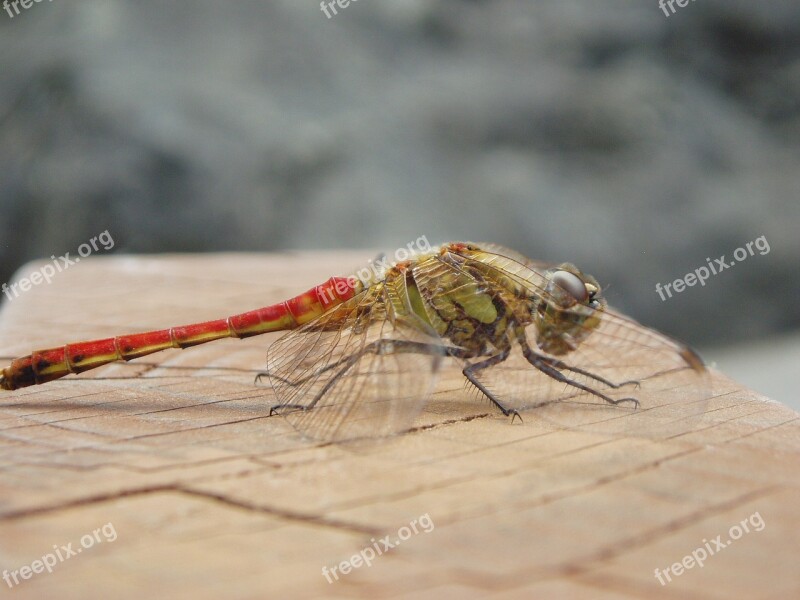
0, 1, 798, 406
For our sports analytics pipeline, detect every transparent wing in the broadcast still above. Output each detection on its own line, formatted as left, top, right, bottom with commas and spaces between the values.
446, 246, 711, 439
467, 308, 709, 439
266, 283, 446, 443
410, 253, 510, 340
475, 242, 554, 272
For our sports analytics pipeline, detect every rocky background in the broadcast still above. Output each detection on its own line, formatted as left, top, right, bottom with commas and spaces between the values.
0, 0, 798, 351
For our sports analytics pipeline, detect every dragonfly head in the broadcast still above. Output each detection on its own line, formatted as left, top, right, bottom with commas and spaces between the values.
533, 264, 606, 356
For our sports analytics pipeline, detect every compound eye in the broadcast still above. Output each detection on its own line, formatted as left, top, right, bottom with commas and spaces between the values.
551, 270, 588, 303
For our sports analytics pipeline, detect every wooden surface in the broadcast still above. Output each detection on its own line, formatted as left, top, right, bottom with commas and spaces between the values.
0, 252, 798, 600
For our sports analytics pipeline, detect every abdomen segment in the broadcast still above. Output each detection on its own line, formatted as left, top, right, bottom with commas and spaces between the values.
0, 276, 358, 390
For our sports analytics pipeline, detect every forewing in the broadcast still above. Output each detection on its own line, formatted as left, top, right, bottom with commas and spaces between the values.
410, 251, 525, 339
266, 283, 445, 443
474, 242, 554, 272
468, 306, 710, 439
449, 246, 711, 439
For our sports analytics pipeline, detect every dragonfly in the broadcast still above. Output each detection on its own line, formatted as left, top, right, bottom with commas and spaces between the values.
0, 242, 709, 442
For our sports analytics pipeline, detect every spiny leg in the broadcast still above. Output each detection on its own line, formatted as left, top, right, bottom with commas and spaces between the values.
271, 353, 362, 416
462, 349, 523, 422
531, 352, 640, 390
269, 340, 475, 416
258, 356, 349, 388
260, 341, 472, 388
517, 337, 640, 409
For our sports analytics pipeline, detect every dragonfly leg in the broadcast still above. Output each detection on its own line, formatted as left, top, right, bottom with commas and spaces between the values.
462, 349, 523, 421
260, 358, 367, 389
262, 340, 473, 389
518, 338, 640, 408
267, 351, 365, 416
269, 340, 474, 415
530, 353, 640, 390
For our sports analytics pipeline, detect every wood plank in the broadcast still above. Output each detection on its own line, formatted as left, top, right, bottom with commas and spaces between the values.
0, 253, 798, 599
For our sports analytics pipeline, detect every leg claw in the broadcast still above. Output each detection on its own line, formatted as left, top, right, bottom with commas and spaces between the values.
611, 397, 640, 409
618, 379, 641, 390
269, 403, 308, 416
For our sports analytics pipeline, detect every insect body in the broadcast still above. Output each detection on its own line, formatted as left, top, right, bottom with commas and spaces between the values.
1, 242, 707, 442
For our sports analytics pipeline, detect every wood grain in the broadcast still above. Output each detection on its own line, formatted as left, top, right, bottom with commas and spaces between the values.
0, 253, 798, 600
